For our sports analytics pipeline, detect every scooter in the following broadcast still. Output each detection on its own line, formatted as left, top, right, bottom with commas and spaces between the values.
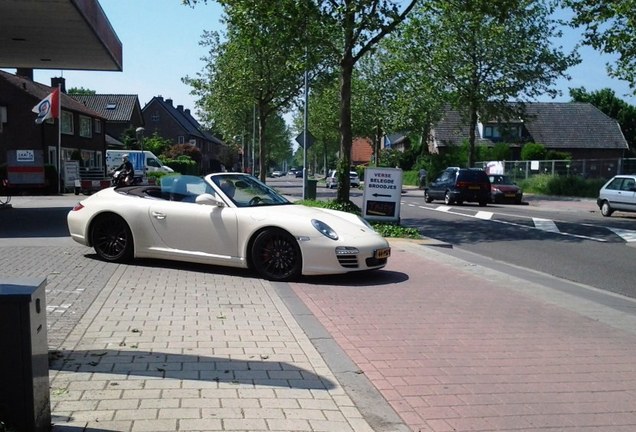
111, 170, 140, 187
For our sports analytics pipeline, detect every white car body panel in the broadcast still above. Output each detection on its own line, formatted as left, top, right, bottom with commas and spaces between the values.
67, 173, 390, 279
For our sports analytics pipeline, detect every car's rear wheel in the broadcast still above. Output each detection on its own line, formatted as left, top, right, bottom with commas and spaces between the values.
250, 228, 302, 281
444, 191, 453, 205
91, 214, 134, 262
424, 191, 433, 203
600, 201, 614, 217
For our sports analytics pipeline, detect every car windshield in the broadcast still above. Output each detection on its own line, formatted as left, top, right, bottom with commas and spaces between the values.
210, 174, 291, 208
489, 175, 513, 185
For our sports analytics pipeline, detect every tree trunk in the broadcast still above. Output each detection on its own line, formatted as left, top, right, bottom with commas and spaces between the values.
258, 108, 267, 183
337, 56, 354, 203
468, 107, 477, 168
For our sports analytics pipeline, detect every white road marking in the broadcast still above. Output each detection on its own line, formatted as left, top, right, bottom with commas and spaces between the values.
608, 228, 636, 243
475, 211, 493, 220
533, 218, 560, 233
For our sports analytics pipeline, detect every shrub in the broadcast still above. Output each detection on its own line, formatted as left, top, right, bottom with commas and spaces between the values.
519, 174, 606, 198
521, 143, 546, 160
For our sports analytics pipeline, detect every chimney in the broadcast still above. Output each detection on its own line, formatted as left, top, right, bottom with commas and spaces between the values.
185, 109, 191, 115
177, 105, 183, 112
157, 96, 163, 101
166, 98, 173, 106
51, 77, 66, 93
16, 68, 33, 80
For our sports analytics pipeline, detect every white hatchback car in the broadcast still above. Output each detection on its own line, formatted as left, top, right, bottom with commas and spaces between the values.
326, 170, 360, 188
597, 174, 636, 217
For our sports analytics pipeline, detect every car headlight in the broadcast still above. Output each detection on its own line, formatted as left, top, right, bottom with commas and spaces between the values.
311, 219, 338, 240
493, 187, 501, 193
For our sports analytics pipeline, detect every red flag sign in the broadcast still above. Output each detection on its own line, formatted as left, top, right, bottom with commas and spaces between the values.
32, 88, 60, 124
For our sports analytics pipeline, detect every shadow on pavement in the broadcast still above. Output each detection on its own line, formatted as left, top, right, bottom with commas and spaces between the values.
49, 349, 336, 390
300, 269, 408, 286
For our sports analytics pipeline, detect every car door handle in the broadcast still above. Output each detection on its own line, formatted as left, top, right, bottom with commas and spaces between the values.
152, 211, 166, 220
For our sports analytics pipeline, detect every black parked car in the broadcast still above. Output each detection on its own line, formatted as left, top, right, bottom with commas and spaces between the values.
425, 167, 491, 206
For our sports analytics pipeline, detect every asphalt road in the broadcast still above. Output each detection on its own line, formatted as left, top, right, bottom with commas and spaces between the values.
268, 175, 636, 299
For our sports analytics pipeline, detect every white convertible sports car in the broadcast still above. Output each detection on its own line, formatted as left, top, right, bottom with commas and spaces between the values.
67, 173, 391, 281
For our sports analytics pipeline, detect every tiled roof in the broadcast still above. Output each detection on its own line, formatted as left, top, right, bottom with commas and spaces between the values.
523, 103, 627, 150
432, 102, 628, 150
73, 94, 140, 122
144, 96, 225, 145
0, 70, 103, 118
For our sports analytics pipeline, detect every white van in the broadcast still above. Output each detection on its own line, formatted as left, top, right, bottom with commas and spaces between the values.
106, 150, 173, 177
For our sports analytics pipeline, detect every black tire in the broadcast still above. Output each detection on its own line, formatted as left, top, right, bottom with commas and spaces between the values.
91, 214, 134, 262
444, 191, 453, 205
250, 228, 302, 281
478, 200, 487, 207
600, 201, 614, 217
424, 191, 433, 203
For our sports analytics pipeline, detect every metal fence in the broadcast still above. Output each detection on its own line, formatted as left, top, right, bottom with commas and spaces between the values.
475, 158, 636, 181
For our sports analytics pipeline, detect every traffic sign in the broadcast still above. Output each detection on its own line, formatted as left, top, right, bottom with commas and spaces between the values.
295, 131, 315, 149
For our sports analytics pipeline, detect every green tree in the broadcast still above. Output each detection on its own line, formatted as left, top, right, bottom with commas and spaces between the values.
142, 132, 173, 156
566, 0, 636, 90
184, 1, 327, 183
521, 143, 546, 160
313, 1, 417, 203
68, 87, 96, 95
569, 87, 636, 151
403, 0, 579, 168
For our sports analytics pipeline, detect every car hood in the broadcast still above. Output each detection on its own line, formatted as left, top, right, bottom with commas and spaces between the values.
246, 204, 379, 239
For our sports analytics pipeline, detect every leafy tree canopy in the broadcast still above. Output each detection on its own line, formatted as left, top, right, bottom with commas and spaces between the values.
566, 0, 636, 90
68, 87, 96, 95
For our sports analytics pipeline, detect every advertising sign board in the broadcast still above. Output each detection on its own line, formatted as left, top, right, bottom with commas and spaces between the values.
362, 167, 402, 223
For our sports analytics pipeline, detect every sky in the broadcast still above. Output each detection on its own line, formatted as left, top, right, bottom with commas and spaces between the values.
5, 0, 636, 124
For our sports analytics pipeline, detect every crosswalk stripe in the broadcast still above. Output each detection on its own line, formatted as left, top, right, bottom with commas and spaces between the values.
475, 211, 493, 220
608, 228, 636, 242
533, 218, 560, 232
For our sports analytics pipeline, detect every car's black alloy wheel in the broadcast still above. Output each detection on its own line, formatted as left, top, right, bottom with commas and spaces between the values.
91, 214, 134, 262
251, 228, 302, 281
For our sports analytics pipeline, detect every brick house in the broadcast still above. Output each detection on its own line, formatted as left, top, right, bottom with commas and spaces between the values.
428, 103, 630, 160
73, 93, 144, 148
142, 96, 226, 173
0, 70, 106, 187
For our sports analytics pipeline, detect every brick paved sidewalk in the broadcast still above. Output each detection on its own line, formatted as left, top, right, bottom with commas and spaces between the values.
291, 238, 636, 432
48, 263, 377, 432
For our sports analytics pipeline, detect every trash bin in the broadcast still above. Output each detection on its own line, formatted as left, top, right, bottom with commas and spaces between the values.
0, 277, 51, 432
306, 179, 318, 200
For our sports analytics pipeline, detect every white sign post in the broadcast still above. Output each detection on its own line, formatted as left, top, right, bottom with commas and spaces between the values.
362, 167, 402, 223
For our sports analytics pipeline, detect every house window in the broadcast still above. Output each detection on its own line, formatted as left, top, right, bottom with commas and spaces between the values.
95, 119, 102, 134
178, 136, 185, 144
106, 103, 117, 110
79, 116, 92, 138
152, 112, 160, 122
61, 111, 74, 135
484, 126, 501, 139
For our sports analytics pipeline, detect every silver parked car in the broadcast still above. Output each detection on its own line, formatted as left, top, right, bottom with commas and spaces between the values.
597, 174, 636, 217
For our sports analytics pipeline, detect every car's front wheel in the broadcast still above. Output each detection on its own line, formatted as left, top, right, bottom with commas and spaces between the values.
250, 228, 302, 281
444, 191, 453, 205
91, 214, 134, 262
424, 191, 433, 203
600, 201, 614, 217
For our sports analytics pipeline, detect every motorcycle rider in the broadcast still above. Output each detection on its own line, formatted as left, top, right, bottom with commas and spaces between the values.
113, 154, 134, 186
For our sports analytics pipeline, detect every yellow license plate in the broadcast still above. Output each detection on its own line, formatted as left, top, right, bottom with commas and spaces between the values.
374, 247, 391, 259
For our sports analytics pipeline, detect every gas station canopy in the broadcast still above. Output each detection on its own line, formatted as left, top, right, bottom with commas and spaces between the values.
0, 0, 122, 71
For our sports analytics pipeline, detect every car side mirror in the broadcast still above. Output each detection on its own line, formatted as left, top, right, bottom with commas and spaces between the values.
195, 193, 225, 207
